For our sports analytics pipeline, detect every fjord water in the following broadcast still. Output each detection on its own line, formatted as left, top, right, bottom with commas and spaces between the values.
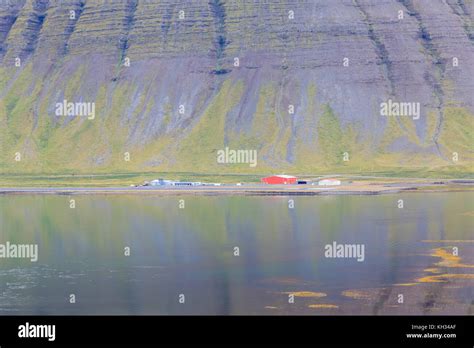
0, 192, 473, 315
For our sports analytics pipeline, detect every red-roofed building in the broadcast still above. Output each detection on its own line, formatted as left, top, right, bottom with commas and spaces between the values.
261, 175, 297, 185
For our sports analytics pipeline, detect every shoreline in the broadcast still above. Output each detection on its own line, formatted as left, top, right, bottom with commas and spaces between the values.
1, 183, 473, 196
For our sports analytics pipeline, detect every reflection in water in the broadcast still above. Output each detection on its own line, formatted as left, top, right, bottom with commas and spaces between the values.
308, 304, 339, 309
415, 247, 474, 283
0, 192, 472, 314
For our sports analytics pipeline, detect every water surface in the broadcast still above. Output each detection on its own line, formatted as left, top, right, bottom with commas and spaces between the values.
0, 192, 473, 314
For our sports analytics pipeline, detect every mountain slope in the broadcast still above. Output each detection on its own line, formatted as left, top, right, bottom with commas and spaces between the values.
1, 0, 473, 175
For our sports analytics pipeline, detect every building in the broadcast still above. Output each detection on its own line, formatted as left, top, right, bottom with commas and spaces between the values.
173, 181, 202, 186
150, 179, 173, 186
261, 175, 297, 185
318, 178, 341, 186
149, 179, 202, 186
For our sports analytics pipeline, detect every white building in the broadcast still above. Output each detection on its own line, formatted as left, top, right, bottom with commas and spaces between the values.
150, 179, 203, 186
318, 178, 341, 186
150, 179, 174, 186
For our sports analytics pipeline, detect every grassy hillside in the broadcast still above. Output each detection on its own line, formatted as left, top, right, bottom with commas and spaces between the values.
1, 1, 473, 182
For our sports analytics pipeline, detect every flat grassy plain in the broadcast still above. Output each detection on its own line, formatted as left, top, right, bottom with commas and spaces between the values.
1, 169, 473, 188
0, 172, 262, 187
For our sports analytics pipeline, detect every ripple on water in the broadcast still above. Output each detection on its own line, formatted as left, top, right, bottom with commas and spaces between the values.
308, 304, 339, 309
282, 291, 327, 298
341, 289, 374, 300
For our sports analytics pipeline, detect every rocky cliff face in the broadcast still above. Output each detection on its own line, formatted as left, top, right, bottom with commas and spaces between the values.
0, 0, 473, 175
